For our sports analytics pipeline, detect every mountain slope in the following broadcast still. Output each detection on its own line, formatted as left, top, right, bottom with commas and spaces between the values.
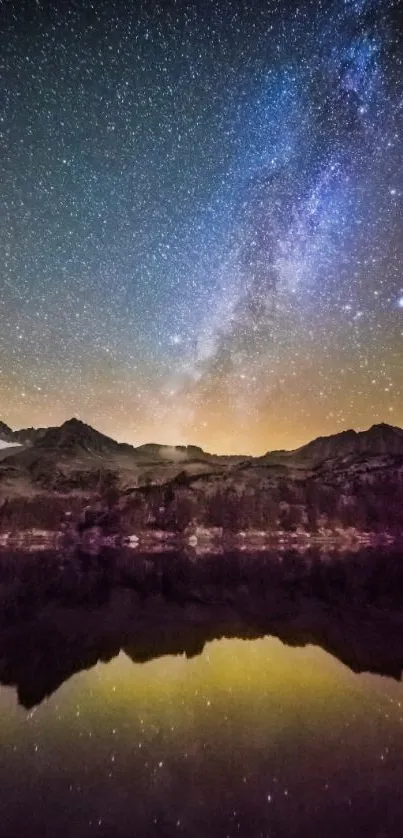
261, 423, 403, 466
34, 417, 125, 456
0, 421, 16, 444
13, 426, 48, 445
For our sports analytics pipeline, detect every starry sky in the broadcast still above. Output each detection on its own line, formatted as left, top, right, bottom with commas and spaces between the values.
1, 0, 403, 454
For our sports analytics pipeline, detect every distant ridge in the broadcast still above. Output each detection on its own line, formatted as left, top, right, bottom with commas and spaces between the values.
270, 422, 403, 465
0, 422, 47, 446
1, 416, 403, 462
13, 426, 48, 445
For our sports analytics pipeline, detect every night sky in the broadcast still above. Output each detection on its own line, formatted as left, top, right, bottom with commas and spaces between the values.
1, 0, 403, 454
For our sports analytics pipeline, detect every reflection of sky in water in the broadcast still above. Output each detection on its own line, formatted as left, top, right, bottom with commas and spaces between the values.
1, 637, 403, 837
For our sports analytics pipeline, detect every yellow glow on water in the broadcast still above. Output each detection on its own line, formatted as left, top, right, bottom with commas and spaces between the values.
84, 636, 347, 703
50, 636, 388, 742
1, 635, 403, 837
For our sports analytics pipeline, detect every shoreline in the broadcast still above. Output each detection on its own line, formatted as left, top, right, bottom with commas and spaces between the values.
0, 526, 398, 554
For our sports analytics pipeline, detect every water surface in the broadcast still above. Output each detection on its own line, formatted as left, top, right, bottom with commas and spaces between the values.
0, 547, 403, 837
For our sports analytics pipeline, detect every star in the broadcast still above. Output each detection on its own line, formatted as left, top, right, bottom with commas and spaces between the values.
0, 0, 402, 454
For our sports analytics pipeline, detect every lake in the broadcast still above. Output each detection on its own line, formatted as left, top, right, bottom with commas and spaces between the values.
0, 546, 403, 837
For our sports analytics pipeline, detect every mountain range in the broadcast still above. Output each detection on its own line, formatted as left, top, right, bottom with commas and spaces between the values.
2, 415, 403, 463
1, 417, 403, 536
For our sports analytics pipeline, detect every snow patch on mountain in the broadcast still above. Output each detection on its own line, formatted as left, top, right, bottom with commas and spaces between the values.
0, 440, 22, 450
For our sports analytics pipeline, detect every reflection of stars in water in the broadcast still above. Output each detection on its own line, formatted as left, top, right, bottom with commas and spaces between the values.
3, 634, 403, 834
1, 0, 403, 453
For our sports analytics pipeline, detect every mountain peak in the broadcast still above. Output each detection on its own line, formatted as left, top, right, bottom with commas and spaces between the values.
35, 418, 122, 455
60, 417, 90, 432
63, 417, 83, 425
367, 422, 403, 435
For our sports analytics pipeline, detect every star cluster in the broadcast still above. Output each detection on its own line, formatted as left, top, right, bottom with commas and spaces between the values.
1, 0, 403, 453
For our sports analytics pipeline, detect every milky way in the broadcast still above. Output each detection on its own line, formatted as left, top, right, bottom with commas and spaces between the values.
1, 0, 403, 453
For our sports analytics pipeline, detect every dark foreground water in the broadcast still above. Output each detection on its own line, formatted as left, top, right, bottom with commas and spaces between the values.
1, 546, 403, 837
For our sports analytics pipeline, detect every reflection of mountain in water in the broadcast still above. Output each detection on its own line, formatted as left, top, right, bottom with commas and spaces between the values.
1, 548, 403, 708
